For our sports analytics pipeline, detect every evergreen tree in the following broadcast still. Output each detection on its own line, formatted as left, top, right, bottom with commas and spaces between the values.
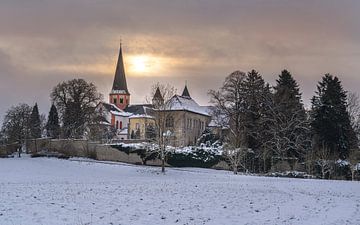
311, 74, 355, 159
29, 103, 42, 139
272, 70, 309, 159
209, 70, 273, 172
274, 70, 304, 113
46, 104, 60, 138
241, 70, 270, 153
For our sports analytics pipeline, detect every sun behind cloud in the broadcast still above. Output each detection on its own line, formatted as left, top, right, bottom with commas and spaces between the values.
126, 54, 172, 76
131, 55, 149, 72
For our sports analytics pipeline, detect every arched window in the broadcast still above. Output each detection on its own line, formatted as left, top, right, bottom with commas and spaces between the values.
116, 121, 119, 129
120, 121, 123, 129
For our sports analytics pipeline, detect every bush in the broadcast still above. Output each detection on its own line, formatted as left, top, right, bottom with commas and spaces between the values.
110, 144, 222, 168
167, 148, 222, 168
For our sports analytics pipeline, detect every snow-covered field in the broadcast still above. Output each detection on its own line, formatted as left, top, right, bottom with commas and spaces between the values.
1, 156, 359, 225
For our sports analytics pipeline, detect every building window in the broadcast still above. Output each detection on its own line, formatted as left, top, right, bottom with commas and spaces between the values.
120, 98, 124, 104
120, 121, 123, 129
116, 121, 119, 129
165, 116, 174, 127
136, 123, 140, 130
113, 98, 117, 104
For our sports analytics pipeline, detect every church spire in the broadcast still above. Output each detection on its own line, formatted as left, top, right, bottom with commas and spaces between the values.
112, 43, 129, 94
181, 84, 191, 98
109, 42, 131, 110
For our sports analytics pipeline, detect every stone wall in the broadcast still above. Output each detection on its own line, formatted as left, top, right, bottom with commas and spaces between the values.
25, 139, 157, 165
0, 143, 20, 157
23, 139, 228, 169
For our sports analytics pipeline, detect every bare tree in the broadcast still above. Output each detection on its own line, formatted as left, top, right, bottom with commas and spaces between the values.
51, 79, 103, 138
263, 106, 310, 165
1, 103, 32, 144
209, 71, 253, 173
149, 83, 176, 173
349, 148, 360, 181
222, 131, 250, 174
316, 142, 333, 179
347, 92, 360, 140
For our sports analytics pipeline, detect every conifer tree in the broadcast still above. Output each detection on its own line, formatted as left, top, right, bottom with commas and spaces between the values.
311, 74, 355, 159
46, 104, 60, 138
29, 103, 42, 139
242, 70, 270, 154
274, 70, 304, 114
272, 70, 309, 159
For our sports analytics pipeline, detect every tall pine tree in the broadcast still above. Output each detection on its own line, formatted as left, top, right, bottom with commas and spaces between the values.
46, 104, 60, 138
29, 103, 42, 139
272, 70, 309, 159
242, 70, 269, 152
311, 74, 355, 159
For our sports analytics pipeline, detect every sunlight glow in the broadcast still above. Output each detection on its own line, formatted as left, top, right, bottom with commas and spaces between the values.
130, 55, 151, 73
126, 54, 174, 76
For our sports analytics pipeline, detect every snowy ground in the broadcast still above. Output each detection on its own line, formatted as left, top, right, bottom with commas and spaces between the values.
1, 156, 360, 225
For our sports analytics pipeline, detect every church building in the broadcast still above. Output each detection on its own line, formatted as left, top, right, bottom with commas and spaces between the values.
99, 43, 211, 144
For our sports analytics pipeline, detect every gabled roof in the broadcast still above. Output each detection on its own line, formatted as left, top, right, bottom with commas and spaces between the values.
167, 95, 210, 116
112, 45, 129, 94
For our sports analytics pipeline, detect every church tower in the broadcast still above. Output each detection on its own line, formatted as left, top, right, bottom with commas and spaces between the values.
109, 43, 130, 110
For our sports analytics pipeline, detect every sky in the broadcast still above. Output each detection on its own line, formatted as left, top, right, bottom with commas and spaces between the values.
1, 0, 360, 120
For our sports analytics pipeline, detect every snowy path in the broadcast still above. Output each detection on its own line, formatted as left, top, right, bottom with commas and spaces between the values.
0, 157, 359, 225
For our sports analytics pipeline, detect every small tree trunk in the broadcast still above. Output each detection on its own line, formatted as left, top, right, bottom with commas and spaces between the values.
233, 166, 238, 174
352, 169, 355, 181
161, 146, 165, 173
161, 158, 165, 173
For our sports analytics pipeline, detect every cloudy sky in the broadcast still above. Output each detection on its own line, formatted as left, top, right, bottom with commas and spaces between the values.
1, 0, 360, 119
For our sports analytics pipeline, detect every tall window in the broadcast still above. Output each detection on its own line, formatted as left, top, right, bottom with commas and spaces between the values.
113, 98, 117, 104
120, 121, 123, 129
120, 98, 124, 104
166, 116, 174, 127
116, 121, 119, 129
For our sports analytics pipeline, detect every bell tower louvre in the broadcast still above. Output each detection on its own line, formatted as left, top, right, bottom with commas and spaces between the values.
109, 42, 130, 110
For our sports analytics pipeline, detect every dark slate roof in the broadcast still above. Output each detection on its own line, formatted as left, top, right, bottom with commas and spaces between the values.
125, 104, 153, 115
112, 45, 129, 94
181, 85, 191, 98
152, 87, 163, 101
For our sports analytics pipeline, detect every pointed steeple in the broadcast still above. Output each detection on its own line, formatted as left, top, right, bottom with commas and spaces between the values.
112, 43, 129, 94
153, 87, 163, 100
181, 84, 191, 98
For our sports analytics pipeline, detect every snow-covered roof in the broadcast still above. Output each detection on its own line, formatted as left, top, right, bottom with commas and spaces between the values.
99, 102, 132, 117
167, 95, 210, 116
129, 114, 154, 119
110, 110, 132, 117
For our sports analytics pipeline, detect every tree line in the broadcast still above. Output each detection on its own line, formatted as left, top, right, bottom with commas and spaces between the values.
209, 70, 360, 179
0, 79, 103, 144
1, 71, 359, 179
